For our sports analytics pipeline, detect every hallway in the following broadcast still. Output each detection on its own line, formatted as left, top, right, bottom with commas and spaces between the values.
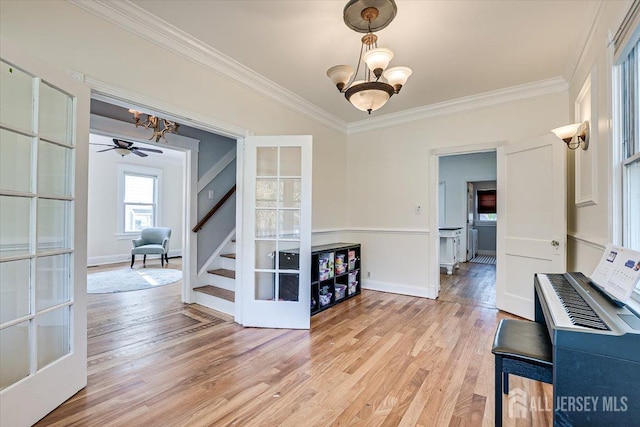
439, 261, 496, 309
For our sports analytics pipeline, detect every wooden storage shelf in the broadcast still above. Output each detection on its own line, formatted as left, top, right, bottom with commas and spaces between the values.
280, 242, 361, 316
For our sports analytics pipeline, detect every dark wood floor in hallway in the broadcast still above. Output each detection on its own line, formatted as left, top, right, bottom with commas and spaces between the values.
36, 261, 552, 426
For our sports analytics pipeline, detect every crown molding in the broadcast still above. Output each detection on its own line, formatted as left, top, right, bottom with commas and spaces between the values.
563, 0, 604, 87
347, 77, 569, 134
68, 0, 348, 134
68, 0, 572, 137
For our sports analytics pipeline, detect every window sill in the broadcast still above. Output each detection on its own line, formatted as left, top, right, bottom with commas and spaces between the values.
117, 232, 141, 240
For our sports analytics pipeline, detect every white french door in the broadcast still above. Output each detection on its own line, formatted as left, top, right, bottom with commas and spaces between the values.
240, 135, 312, 329
496, 134, 566, 319
0, 38, 89, 426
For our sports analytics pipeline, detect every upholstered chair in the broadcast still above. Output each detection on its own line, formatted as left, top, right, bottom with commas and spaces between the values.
131, 227, 171, 268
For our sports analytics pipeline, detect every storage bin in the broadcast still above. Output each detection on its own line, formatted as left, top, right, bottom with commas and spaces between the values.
319, 293, 332, 306
335, 284, 346, 300
319, 268, 331, 281
348, 281, 358, 295
348, 250, 356, 270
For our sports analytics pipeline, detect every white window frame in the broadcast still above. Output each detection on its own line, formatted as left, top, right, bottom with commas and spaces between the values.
612, 26, 639, 301
614, 39, 639, 249
475, 188, 497, 223
116, 164, 162, 238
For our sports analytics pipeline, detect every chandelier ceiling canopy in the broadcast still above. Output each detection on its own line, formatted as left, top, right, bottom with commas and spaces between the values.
327, 0, 411, 114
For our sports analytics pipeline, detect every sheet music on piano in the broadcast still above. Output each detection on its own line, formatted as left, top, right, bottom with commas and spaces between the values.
590, 244, 640, 305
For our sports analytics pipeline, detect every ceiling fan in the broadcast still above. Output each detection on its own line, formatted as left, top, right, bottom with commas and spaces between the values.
90, 139, 164, 157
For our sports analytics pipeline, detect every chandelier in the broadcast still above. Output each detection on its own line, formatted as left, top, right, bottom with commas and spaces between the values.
327, 0, 412, 114
128, 109, 180, 142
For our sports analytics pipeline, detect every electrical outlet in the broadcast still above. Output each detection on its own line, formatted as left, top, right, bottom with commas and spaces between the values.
367, 271, 371, 278
415, 205, 422, 215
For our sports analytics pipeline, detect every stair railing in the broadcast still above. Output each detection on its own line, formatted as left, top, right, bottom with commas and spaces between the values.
192, 184, 236, 232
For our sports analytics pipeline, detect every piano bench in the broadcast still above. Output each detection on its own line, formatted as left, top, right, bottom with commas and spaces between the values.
491, 318, 553, 427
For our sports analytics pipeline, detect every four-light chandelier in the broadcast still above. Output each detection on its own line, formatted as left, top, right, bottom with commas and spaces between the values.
327, 0, 411, 114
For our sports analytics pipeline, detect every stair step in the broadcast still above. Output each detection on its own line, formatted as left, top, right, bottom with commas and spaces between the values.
220, 253, 236, 259
207, 268, 235, 279
194, 285, 235, 302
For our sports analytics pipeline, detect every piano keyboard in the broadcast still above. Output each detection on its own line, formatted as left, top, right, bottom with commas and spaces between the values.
537, 273, 610, 331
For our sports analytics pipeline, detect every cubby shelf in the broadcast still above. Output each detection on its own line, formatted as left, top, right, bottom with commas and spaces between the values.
279, 242, 361, 316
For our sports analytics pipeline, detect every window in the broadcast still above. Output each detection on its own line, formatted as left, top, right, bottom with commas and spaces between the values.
620, 39, 639, 251
117, 165, 162, 235
614, 10, 639, 300
477, 189, 497, 221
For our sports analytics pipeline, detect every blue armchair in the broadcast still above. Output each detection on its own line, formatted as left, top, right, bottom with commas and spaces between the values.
131, 227, 172, 268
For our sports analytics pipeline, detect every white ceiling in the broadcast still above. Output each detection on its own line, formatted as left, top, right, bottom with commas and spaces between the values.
128, 0, 598, 124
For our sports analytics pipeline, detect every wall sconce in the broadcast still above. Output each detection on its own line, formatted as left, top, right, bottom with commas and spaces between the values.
551, 121, 590, 150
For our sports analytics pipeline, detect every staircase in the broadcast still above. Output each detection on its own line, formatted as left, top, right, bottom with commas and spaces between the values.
194, 238, 236, 316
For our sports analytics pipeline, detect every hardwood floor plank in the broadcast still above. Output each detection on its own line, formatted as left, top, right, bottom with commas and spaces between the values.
35, 261, 558, 427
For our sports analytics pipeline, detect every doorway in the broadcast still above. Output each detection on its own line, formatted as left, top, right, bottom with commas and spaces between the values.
87, 94, 243, 307
467, 180, 497, 264
432, 146, 498, 302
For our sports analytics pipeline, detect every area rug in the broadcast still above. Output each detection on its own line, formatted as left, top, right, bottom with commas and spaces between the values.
87, 268, 182, 294
470, 255, 496, 265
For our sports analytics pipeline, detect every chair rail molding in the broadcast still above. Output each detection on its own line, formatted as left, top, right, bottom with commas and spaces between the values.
567, 231, 608, 250
312, 228, 430, 235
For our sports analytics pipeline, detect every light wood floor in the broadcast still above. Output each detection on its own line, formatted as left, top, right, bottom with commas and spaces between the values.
36, 261, 552, 426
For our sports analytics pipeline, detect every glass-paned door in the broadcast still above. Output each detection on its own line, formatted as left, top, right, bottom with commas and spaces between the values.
240, 136, 311, 329
0, 40, 89, 427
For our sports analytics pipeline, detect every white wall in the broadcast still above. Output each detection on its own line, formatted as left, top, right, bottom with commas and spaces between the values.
346, 93, 569, 297
5, 0, 627, 301
0, 0, 348, 239
566, 1, 635, 274
86, 133, 184, 265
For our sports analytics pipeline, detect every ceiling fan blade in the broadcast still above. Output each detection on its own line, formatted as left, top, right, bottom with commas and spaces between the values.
133, 147, 164, 154
97, 147, 116, 153
131, 149, 148, 157
113, 138, 134, 149
89, 143, 116, 147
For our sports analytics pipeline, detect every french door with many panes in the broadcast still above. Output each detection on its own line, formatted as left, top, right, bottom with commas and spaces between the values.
240, 136, 312, 329
0, 39, 89, 426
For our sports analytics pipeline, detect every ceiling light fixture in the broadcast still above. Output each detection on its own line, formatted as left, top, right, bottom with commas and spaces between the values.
128, 109, 180, 142
551, 121, 590, 150
327, 0, 412, 114
114, 147, 132, 156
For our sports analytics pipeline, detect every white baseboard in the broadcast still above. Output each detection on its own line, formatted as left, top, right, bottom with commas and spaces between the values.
362, 279, 437, 299
87, 249, 182, 267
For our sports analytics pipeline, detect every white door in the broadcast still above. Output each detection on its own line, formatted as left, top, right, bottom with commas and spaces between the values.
496, 134, 566, 319
0, 39, 89, 426
240, 136, 312, 329
466, 182, 474, 261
